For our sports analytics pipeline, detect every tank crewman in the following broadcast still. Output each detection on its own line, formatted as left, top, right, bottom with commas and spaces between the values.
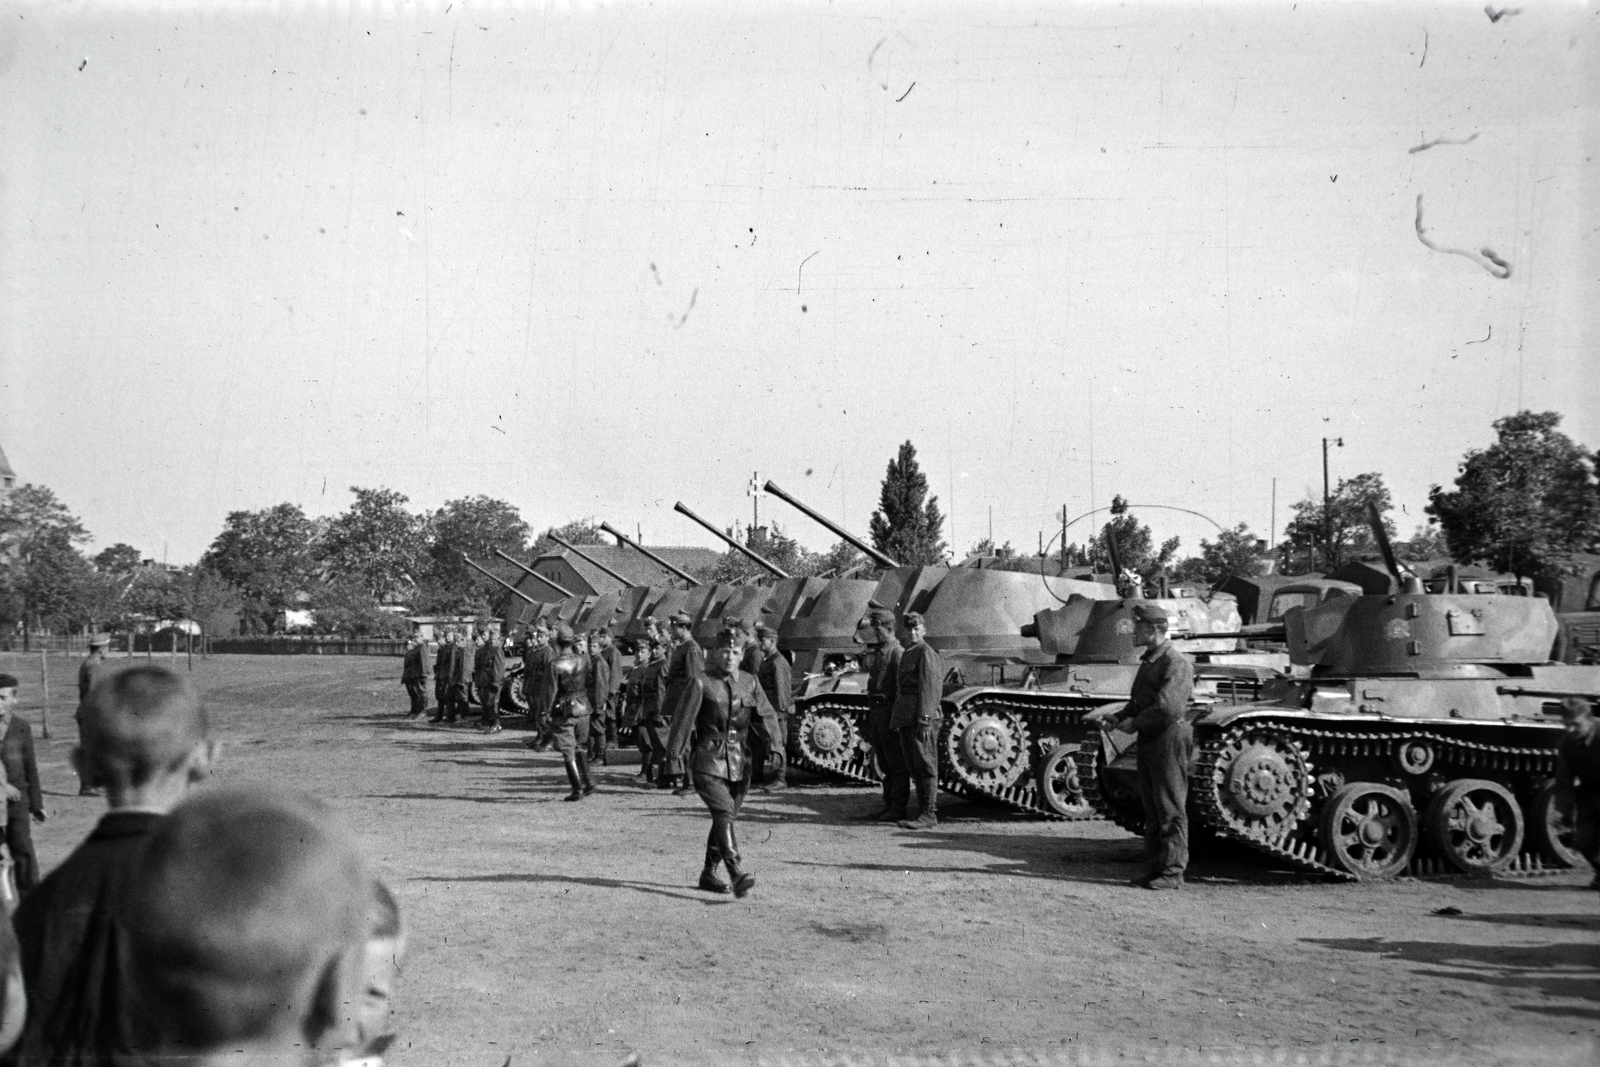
522, 622, 556, 750
595, 627, 626, 762
474, 626, 508, 734
670, 628, 775, 897
548, 625, 596, 801
1555, 696, 1600, 890
432, 631, 454, 724
753, 624, 793, 792
0, 675, 45, 893
1090, 602, 1196, 890
631, 640, 669, 783
661, 612, 706, 795
584, 632, 613, 765
859, 610, 905, 821
892, 612, 945, 830
622, 643, 648, 781
401, 635, 431, 718
75, 633, 113, 796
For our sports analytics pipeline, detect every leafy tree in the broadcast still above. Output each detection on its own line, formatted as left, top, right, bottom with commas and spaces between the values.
0, 485, 95, 642
1184, 523, 1266, 584
1427, 410, 1600, 580
1088, 498, 1180, 587
317, 487, 427, 603
868, 441, 947, 565
529, 519, 606, 559
201, 503, 317, 632
1282, 472, 1396, 572
93, 543, 144, 576
964, 538, 1018, 562
422, 495, 531, 611
1396, 522, 1449, 563
803, 541, 867, 578
309, 576, 410, 638
711, 523, 816, 583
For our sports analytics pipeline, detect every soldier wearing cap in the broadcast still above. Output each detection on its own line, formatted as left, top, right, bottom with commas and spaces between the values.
522, 621, 556, 750
401, 634, 432, 717
892, 611, 944, 830
432, 631, 454, 724
592, 627, 626, 764
661, 611, 704, 794
752, 624, 793, 791
75, 633, 113, 796
669, 628, 776, 897
548, 625, 596, 800
1090, 602, 1196, 890
858, 609, 905, 821
473, 626, 507, 734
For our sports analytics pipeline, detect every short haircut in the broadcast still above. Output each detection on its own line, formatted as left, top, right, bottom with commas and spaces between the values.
79, 666, 208, 790
120, 786, 372, 1051
0, 674, 17, 691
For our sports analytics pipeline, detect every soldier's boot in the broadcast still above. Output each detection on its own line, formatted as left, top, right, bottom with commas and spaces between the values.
717, 824, 755, 898
561, 757, 585, 801
672, 769, 695, 796
876, 778, 910, 823
899, 777, 939, 830
698, 839, 730, 894
859, 779, 897, 821
576, 752, 595, 796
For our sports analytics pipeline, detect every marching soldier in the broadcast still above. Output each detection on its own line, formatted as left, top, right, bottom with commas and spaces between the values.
1090, 603, 1196, 890
859, 610, 905, 821
669, 628, 776, 897
547, 625, 596, 801
401, 635, 431, 717
661, 612, 704, 795
474, 627, 507, 733
752, 624, 792, 791
892, 612, 944, 830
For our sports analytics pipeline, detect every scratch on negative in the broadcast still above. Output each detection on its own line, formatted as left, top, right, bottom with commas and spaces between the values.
675, 288, 698, 328
1408, 132, 1477, 154
797, 251, 820, 294
1464, 326, 1491, 345
1420, 29, 1428, 68
896, 82, 916, 103
1414, 194, 1510, 279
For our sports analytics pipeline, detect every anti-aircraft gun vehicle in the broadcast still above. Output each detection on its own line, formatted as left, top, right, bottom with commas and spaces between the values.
1075, 507, 1600, 880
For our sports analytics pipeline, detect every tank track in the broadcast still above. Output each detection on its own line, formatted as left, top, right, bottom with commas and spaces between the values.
938, 694, 1116, 821
1077, 718, 1567, 881
788, 698, 881, 785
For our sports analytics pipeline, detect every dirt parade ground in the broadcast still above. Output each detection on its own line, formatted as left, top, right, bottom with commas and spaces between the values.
5, 652, 1598, 1066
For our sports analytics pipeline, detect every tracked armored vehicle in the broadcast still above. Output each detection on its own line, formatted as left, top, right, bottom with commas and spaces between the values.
1076, 515, 1600, 880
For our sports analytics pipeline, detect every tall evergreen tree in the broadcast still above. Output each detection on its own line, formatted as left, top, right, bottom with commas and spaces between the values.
868, 441, 947, 566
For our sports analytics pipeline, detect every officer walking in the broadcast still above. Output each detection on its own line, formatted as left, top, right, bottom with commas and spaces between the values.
858, 610, 905, 821
893, 612, 944, 830
753, 624, 792, 792
474, 627, 507, 733
401, 635, 431, 717
1091, 603, 1195, 890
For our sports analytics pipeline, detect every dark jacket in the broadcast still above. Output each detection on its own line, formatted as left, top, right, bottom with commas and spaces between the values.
11, 810, 163, 1066
668, 669, 776, 781
890, 641, 943, 730
1556, 728, 1600, 800
433, 643, 452, 691
402, 643, 431, 683
2, 716, 43, 817
634, 660, 668, 723
522, 644, 555, 720
587, 652, 611, 718
77, 653, 110, 703
550, 652, 591, 722
757, 650, 794, 715
1125, 640, 1195, 739
473, 640, 507, 689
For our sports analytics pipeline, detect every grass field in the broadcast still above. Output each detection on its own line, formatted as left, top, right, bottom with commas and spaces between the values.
1, 650, 1596, 1067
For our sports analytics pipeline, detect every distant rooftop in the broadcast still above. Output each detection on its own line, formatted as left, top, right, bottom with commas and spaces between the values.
537, 544, 722, 591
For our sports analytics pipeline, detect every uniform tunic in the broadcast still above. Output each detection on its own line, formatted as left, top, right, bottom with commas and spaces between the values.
1125, 640, 1197, 878
865, 640, 906, 782
892, 640, 945, 779
663, 639, 706, 776
2, 715, 44, 891
671, 669, 776, 838
754, 650, 794, 780
634, 660, 669, 760
522, 643, 555, 728
1556, 725, 1600, 868
402, 643, 432, 715
548, 652, 592, 757
474, 640, 507, 725
433, 643, 452, 713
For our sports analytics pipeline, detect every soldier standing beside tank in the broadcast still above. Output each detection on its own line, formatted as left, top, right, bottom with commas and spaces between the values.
75, 634, 112, 796
584, 632, 612, 765
522, 622, 556, 750
548, 625, 596, 801
1090, 603, 1195, 890
632, 639, 669, 783
661, 612, 705, 795
753, 624, 793, 792
595, 627, 626, 764
474, 627, 507, 734
401, 635, 431, 718
1555, 696, 1600, 890
893, 612, 944, 830
670, 628, 774, 897
857, 610, 905, 820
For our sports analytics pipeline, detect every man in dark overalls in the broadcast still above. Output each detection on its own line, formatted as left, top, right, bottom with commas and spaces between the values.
858, 610, 905, 821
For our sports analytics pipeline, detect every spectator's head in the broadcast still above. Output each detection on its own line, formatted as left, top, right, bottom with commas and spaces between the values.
355, 881, 405, 1050
120, 786, 374, 1061
0, 906, 24, 1053
1560, 696, 1596, 743
75, 665, 214, 812
0, 673, 17, 729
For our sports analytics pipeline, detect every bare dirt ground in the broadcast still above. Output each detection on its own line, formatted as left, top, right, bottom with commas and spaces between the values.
5, 651, 1597, 1067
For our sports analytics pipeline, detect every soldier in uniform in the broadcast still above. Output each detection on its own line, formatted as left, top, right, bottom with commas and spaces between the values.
431, 630, 454, 723
583, 632, 611, 764
1555, 696, 1600, 889
548, 626, 596, 801
1090, 602, 1196, 890
670, 629, 776, 897
474, 626, 507, 733
75, 633, 112, 796
522, 622, 556, 750
893, 612, 945, 830
661, 612, 705, 795
401, 635, 431, 717
858, 610, 905, 821
630, 640, 669, 783
593, 627, 626, 764
0, 675, 45, 892
753, 624, 793, 792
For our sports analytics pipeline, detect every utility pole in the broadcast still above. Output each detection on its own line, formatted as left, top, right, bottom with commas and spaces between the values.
748, 472, 760, 533
1270, 477, 1277, 553
1322, 437, 1343, 571
1060, 505, 1068, 570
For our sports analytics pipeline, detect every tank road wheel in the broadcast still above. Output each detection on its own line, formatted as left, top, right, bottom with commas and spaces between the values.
1204, 731, 1313, 844
795, 706, 862, 773
1035, 743, 1093, 818
1319, 783, 1417, 881
502, 677, 529, 712
1528, 780, 1583, 868
1425, 779, 1525, 874
942, 705, 1032, 791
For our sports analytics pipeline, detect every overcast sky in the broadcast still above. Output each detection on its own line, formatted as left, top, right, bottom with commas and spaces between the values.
2, 0, 1594, 564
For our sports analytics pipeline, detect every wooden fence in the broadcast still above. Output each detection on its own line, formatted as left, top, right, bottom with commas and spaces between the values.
0, 634, 404, 657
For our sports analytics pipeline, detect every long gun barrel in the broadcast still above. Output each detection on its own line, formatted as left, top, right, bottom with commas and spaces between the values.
462, 554, 544, 606
490, 549, 577, 599
547, 534, 637, 587
674, 502, 790, 579
1367, 502, 1407, 588
762, 480, 899, 569
599, 522, 701, 586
